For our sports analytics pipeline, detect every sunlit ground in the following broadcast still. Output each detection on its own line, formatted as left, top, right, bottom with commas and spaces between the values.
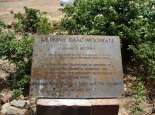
0, 0, 62, 23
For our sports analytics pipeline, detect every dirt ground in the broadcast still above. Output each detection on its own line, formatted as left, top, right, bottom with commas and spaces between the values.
0, 0, 62, 23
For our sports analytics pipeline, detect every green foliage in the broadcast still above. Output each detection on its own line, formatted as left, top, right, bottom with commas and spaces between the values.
132, 42, 155, 78
0, 30, 34, 97
13, 7, 52, 34
62, 0, 155, 77
12, 89, 23, 98
13, 7, 40, 33
0, 20, 5, 32
0, 7, 53, 97
130, 80, 146, 115
37, 16, 52, 34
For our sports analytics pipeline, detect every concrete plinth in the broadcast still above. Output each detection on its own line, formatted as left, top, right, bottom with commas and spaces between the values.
36, 99, 119, 115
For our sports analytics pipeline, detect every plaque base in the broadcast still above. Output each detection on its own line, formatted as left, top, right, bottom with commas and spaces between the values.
36, 99, 119, 115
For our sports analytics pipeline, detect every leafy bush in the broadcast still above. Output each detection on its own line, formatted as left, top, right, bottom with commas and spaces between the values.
130, 80, 146, 115
0, 7, 53, 97
37, 16, 52, 34
13, 7, 52, 34
0, 30, 34, 97
0, 20, 5, 32
62, 0, 155, 78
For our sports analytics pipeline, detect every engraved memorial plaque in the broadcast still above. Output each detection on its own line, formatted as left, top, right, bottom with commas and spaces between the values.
30, 35, 123, 98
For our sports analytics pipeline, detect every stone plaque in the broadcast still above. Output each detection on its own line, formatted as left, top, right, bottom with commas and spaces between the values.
30, 35, 123, 98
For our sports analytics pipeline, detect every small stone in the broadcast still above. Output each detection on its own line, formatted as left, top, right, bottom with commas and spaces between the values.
0, 89, 12, 103
10, 99, 27, 108
19, 95, 25, 100
118, 107, 129, 115
1, 103, 30, 115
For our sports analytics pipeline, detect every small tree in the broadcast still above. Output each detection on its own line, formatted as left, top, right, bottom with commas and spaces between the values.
62, 0, 155, 78
13, 7, 52, 34
0, 8, 53, 97
0, 30, 34, 97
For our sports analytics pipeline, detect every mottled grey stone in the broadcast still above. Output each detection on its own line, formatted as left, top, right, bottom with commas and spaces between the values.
10, 100, 26, 108
1, 103, 29, 115
30, 35, 123, 98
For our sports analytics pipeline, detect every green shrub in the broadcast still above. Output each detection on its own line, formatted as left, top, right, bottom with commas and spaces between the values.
0, 7, 53, 97
0, 30, 34, 97
130, 80, 146, 115
0, 20, 5, 32
13, 7, 52, 34
37, 16, 52, 34
62, 0, 155, 77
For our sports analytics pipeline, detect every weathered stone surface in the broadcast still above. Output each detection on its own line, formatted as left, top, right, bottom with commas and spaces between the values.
30, 35, 123, 98
0, 89, 12, 103
1, 103, 30, 115
36, 99, 119, 115
10, 100, 26, 108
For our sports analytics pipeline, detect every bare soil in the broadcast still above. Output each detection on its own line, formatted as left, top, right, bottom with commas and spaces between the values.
0, 0, 62, 23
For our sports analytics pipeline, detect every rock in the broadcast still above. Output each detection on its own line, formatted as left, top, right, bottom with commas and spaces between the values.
0, 89, 12, 103
140, 102, 153, 115
10, 99, 27, 108
118, 107, 129, 115
1, 103, 30, 115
